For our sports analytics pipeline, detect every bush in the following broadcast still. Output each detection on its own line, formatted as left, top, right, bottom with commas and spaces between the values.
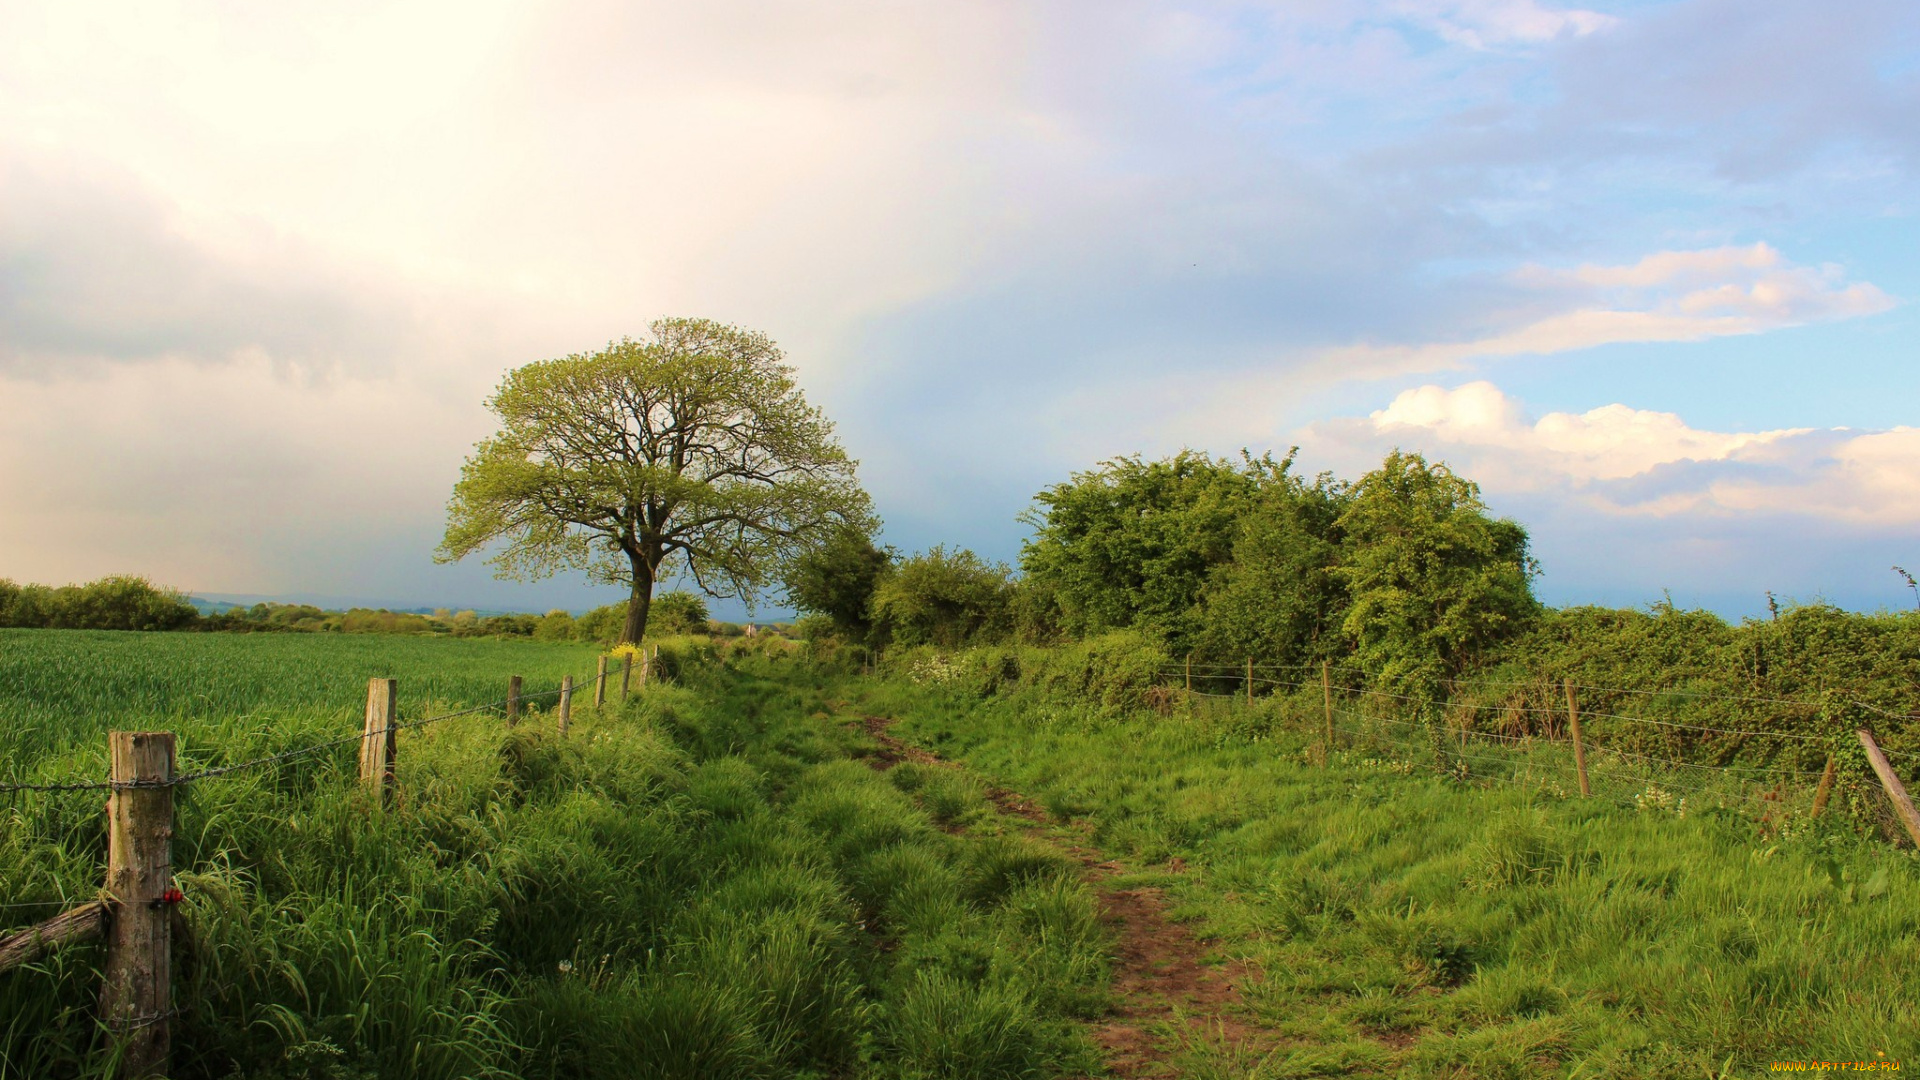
870, 547, 1015, 649
0, 575, 199, 631
651, 591, 710, 636
535, 609, 580, 641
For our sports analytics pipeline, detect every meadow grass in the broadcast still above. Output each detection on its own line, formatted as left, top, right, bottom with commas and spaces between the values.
1, 632, 1106, 1079
859, 676, 1920, 1079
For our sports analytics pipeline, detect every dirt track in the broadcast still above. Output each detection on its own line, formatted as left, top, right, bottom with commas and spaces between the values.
853, 713, 1271, 1078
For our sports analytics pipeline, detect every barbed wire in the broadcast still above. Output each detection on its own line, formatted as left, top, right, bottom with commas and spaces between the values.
1163, 659, 1894, 715
1160, 668, 1874, 749
0, 674, 594, 794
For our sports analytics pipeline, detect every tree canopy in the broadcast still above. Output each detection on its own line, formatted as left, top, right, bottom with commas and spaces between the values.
1332, 450, 1539, 693
782, 524, 892, 643
437, 318, 872, 642
1018, 451, 1280, 643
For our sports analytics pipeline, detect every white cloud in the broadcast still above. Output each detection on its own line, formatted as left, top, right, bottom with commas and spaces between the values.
1397, 0, 1617, 48
1316, 243, 1894, 378
1309, 380, 1920, 525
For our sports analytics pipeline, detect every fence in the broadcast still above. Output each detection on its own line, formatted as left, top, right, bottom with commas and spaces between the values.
0, 646, 657, 1079
1162, 658, 1920, 847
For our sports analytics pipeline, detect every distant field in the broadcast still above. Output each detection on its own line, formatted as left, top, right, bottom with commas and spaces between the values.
0, 628, 603, 778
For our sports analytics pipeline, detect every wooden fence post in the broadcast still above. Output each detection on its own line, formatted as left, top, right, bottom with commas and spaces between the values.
558, 676, 573, 737
103, 731, 174, 1079
622, 655, 633, 699
359, 678, 397, 799
507, 675, 522, 725
594, 656, 608, 708
1322, 660, 1334, 761
1812, 755, 1837, 817
1564, 680, 1591, 798
1857, 729, 1920, 848
1246, 657, 1253, 707
1184, 654, 1191, 694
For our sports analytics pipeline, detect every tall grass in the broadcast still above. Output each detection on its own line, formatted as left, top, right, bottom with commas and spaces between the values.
1, 633, 1106, 1079
861, 672, 1920, 1078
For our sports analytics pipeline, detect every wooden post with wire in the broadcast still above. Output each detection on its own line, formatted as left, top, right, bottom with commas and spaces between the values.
359, 678, 397, 799
506, 675, 522, 725
1322, 660, 1335, 762
1564, 680, 1591, 797
622, 655, 633, 699
594, 655, 608, 708
558, 676, 573, 737
1246, 657, 1253, 707
1857, 729, 1920, 848
1812, 755, 1837, 817
1185, 654, 1191, 695
640, 645, 651, 688
103, 731, 175, 1079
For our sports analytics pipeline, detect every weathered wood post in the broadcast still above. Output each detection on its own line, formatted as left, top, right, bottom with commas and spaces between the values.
1246, 657, 1253, 707
1322, 660, 1334, 762
594, 656, 608, 708
1564, 679, 1591, 798
507, 675, 522, 725
621, 655, 633, 699
1812, 754, 1837, 817
1185, 655, 1192, 694
1857, 729, 1920, 848
639, 646, 651, 688
103, 731, 175, 1079
558, 676, 573, 737
359, 678, 397, 799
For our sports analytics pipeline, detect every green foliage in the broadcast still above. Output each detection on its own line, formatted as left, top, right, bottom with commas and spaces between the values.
783, 525, 892, 643
1011, 448, 1542, 685
1019, 451, 1278, 642
870, 547, 1015, 649
0, 575, 198, 631
1333, 450, 1539, 694
1191, 468, 1351, 668
575, 603, 625, 644
647, 591, 710, 636
865, 672, 1920, 1077
0, 637, 1104, 1079
534, 609, 579, 641
437, 317, 873, 643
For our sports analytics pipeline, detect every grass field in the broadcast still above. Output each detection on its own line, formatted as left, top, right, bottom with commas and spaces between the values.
1, 631, 1107, 1079
855, 674, 1920, 1078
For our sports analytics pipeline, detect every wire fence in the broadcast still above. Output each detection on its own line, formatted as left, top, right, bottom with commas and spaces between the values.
1154, 660, 1920, 831
0, 677, 587, 794
1, 665, 625, 946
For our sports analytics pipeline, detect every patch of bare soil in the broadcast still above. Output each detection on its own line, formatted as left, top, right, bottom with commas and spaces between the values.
852, 713, 1277, 1078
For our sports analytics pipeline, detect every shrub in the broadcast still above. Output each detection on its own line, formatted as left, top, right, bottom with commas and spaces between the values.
870, 547, 1015, 649
650, 591, 710, 636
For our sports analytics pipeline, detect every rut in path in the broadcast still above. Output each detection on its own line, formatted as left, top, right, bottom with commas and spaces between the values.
851, 713, 1276, 1079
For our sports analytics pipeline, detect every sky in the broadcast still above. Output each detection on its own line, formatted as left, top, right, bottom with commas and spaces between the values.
2, 0, 1917, 619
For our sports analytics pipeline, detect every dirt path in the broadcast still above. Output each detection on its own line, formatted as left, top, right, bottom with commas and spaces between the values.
851, 713, 1274, 1078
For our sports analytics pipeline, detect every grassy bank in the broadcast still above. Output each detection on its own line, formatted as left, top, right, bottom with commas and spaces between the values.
1, 632, 1106, 1079
857, 671, 1920, 1078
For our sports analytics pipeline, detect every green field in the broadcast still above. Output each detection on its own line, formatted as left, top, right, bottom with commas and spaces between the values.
0, 629, 604, 775
1, 631, 1108, 1079
854, 668, 1920, 1078
7, 629, 1918, 1078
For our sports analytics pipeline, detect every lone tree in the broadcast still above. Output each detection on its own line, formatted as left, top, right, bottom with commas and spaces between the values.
437, 318, 872, 643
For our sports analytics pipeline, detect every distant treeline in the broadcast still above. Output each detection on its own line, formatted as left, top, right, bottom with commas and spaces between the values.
0, 575, 778, 642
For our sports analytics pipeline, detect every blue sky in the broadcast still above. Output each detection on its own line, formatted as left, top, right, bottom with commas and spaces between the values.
1, 0, 1916, 619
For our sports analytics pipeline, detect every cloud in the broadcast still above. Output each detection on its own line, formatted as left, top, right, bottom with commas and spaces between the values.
1314, 243, 1894, 378
1396, 0, 1617, 48
1307, 380, 1920, 525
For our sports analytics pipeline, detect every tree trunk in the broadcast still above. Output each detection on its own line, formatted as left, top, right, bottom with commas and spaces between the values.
622, 559, 655, 645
